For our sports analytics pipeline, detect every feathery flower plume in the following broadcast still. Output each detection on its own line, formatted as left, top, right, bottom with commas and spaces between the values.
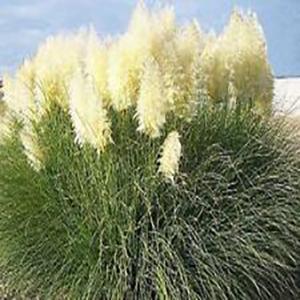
199, 34, 230, 102
3, 79, 24, 120
222, 9, 273, 106
108, 3, 177, 111
2, 75, 17, 113
175, 20, 205, 73
34, 33, 86, 108
0, 103, 12, 143
199, 9, 273, 110
107, 35, 140, 111
3, 60, 45, 124
148, 5, 176, 60
107, 3, 147, 110
136, 58, 167, 138
128, 1, 151, 40
107, 3, 151, 111
69, 70, 112, 152
158, 131, 182, 182
84, 28, 111, 106
20, 124, 44, 171
17, 60, 41, 120
168, 20, 205, 117
0, 115, 11, 143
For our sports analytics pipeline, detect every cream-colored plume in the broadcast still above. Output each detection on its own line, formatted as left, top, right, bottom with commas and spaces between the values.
158, 131, 182, 182
20, 124, 44, 171
69, 70, 112, 153
136, 58, 168, 138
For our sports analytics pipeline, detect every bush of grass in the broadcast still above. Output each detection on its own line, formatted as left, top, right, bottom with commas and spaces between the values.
0, 101, 300, 299
1, 4, 299, 300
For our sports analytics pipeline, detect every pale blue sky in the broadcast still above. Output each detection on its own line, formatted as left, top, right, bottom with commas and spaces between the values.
0, 0, 299, 76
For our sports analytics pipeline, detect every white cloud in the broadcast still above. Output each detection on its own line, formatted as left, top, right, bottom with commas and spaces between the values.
0, 1, 58, 20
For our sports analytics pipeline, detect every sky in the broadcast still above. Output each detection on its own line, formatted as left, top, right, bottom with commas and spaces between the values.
0, 0, 299, 77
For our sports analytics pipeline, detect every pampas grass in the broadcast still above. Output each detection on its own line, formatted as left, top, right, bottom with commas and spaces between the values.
1, 102, 300, 299
0, 3, 298, 300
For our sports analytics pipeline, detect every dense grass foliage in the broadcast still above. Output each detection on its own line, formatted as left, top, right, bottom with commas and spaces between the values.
0, 102, 300, 299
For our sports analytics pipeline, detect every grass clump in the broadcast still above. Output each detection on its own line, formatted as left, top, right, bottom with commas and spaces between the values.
0, 3, 298, 300
0, 102, 300, 299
